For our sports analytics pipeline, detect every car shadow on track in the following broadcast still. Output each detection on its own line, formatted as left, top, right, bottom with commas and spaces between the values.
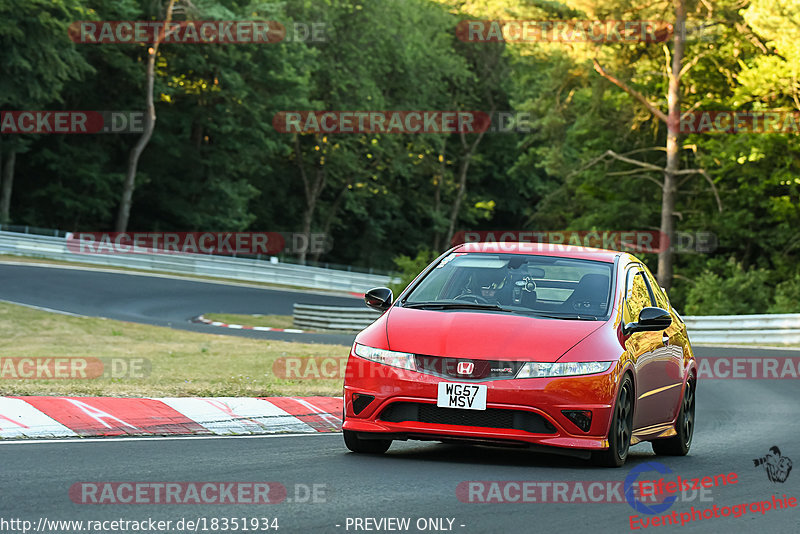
341, 441, 659, 470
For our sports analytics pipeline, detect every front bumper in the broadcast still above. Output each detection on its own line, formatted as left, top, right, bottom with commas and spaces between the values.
342, 354, 621, 452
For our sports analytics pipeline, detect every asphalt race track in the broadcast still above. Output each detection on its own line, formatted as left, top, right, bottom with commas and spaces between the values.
1, 376, 798, 533
0, 262, 359, 345
1, 262, 798, 533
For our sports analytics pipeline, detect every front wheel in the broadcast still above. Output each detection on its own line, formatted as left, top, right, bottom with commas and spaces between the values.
592, 374, 634, 467
343, 429, 392, 454
652, 377, 695, 456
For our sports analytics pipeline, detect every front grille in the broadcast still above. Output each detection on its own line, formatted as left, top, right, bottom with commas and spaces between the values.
414, 355, 524, 380
380, 402, 556, 434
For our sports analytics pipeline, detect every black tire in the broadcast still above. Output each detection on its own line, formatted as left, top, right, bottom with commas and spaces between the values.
343, 429, 392, 454
592, 374, 634, 467
652, 377, 695, 456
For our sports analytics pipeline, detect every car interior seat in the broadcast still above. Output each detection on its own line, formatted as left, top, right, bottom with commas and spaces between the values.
562, 273, 610, 314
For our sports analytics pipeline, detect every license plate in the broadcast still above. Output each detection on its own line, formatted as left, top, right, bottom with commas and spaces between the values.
437, 382, 487, 410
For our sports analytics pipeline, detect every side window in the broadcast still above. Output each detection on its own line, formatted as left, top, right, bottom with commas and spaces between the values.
641, 266, 670, 310
623, 267, 654, 324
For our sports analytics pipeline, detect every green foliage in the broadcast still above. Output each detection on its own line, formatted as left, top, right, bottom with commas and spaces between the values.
389, 249, 437, 296
770, 274, 800, 314
0, 0, 93, 108
684, 259, 773, 315
2, 0, 800, 317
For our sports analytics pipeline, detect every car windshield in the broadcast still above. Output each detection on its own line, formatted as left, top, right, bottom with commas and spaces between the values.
402, 253, 614, 318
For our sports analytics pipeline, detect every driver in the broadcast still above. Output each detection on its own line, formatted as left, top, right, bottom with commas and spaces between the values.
463, 269, 508, 302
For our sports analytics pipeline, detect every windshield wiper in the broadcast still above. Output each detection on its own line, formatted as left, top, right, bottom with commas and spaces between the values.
403, 301, 512, 312
402, 303, 599, 319
532, 313, 599, 321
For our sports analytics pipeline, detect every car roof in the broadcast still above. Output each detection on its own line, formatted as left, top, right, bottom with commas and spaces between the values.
452, 241, 622, 263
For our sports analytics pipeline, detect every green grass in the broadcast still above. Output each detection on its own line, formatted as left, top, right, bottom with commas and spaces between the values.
0, 302, 345, 397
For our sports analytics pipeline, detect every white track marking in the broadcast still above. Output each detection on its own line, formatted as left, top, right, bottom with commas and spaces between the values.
287, 398, 342, 428
0, 432, 340, 445
156, 397, 315, 435
0, 398, 77, 438
0, 299, 86, 317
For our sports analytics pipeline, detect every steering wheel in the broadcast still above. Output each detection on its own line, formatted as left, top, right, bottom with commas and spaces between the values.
454, 294, 490, 304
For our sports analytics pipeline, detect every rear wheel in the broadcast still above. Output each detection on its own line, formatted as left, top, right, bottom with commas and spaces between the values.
592, 375, 634, 467
652, 377, 694, 456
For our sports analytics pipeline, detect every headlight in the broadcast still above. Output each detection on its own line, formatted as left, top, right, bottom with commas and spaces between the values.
516, 361, 613, 378
353, 343, 417, 371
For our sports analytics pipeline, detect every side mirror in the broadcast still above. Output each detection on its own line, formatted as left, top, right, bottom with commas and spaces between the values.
624, 306, 672, 335
365, 287, 393, 312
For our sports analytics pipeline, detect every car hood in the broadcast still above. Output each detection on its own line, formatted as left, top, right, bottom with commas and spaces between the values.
384, 306, 605, 362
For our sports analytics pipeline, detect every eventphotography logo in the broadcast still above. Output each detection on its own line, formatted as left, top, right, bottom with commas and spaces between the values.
753, 446, 793, 483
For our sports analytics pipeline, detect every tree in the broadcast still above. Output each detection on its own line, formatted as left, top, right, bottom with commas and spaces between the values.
115, 0, 176, 231
286, 0, 475, 263
0, 0, 91, 223
589, 0, 721, 291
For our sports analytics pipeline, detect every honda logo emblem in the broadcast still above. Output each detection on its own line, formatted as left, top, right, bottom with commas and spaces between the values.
457, 361, 474, 375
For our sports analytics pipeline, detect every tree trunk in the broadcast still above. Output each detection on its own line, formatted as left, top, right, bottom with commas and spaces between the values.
444, 122, 490, 246
432, 138, 446, 251
311, 184, 348, 263
0, 149, 16, 224
115, 0, 175, 232
298, 192, 317, 265
658, 0, 686, 292
293, 135, 327, 265
445, 157, 472, 247
590, 0, 709, 291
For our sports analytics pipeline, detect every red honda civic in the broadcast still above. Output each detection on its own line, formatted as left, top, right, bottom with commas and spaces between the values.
342, 242, 697, 467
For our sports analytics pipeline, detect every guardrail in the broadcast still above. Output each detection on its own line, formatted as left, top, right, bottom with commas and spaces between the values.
293, 303, 380, 332
290, 303, 800, 344
0, 230, 397, 293
683, 313, 800, 345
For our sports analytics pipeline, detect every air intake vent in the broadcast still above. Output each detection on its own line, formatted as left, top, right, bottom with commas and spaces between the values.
380, 402, 555, 434
352, 394, 375, 415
